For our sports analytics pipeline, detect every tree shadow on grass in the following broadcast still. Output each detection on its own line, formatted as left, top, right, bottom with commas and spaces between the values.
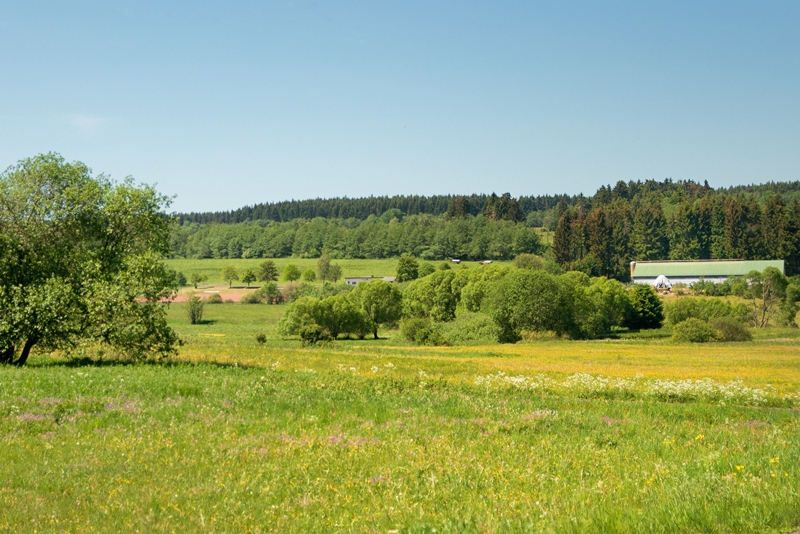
29, 356, 257, 371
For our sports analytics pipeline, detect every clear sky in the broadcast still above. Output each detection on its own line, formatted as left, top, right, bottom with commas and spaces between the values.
1, 1, 799, 213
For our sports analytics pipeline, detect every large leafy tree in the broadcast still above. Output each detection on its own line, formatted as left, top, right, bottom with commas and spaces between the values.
0, 153, 179, 366
350, 280, 402, 339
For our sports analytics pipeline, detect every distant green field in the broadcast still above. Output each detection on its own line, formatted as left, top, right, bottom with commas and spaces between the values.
165, 258, 510, 286
3, 302, 800, 532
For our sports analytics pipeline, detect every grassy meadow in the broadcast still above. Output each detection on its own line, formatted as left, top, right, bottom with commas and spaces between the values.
3, 268, 800, 532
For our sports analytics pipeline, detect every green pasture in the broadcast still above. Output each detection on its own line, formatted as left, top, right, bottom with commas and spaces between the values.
2, 300, 800, 533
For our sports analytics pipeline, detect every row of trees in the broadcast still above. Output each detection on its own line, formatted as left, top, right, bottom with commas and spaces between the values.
177, 179, 800, 225
215, 255, 345, 287
279, 254, 800, 344
178, 192, 577, 224
553, 193, 800, 278
170, 214, 543, 261
278, 261, 667, 345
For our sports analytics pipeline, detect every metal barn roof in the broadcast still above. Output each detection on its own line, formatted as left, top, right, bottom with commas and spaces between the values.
632, 259, 784, 278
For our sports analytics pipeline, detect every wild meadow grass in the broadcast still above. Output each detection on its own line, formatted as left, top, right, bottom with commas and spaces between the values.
2, 301, 800, 532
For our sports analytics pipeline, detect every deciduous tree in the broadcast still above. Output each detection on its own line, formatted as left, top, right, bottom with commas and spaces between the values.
0, 153, 178, 366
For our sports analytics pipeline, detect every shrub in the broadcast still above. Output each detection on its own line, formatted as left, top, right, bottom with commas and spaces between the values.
666, 297, 748, 326
484, 269, 574, 342
673, 318, 717, 343
205, 293, 223, 304
711, 317, 752, 342
626, 285, 664, 330
400, 317, 447, 345
298, 324, 332, 346
240, 292, 262, 304
437, 312, 500, 343
513, 253, 545, 270
401, 317, 431, 342
255, 333, 267, 345
186, 293, 204, 324
257, 282, 283, 304
301, 269, 316, 282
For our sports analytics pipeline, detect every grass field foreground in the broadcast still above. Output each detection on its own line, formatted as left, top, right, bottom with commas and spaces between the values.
2, 300, 800, 532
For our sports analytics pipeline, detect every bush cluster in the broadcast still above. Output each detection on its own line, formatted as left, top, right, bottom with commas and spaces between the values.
672, 316, 753, 343
666, 297, 748, 326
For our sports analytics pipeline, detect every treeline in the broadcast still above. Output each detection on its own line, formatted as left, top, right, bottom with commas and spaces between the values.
171, 179, 800, 275
170, 214, 542, 261
177, 179, 800, 225
553, 190, 800, 278
177, 192, 578, 224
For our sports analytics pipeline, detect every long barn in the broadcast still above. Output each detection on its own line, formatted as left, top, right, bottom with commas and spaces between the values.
630, 259, 784, 286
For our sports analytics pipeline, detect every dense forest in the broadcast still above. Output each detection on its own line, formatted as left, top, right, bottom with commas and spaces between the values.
171, 179, 800, 278
177, 192, 578, 224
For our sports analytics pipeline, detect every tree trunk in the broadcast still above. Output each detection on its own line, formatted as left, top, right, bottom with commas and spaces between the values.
13, 338, 36, 366
373, 327, 379, 340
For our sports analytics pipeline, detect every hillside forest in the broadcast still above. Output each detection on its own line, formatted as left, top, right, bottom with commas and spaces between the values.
171, 179, 800, 279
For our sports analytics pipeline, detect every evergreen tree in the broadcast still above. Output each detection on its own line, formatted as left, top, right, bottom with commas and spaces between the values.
584, 208, 612, 276
669, 200, 700, 259
631, 199, 669, 260
785, 199, 800, 276
762, 194, 787, 260
445, 196, 471, 219
553, 211, 574, 265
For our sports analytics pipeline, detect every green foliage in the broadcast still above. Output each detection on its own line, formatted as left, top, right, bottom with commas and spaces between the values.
436, 312, 500, 343
189, 272, 208, 288
460, 265, 511, 312
0, 153, 178, 365
287, 282, 352, 302
298, 323, 333, 345
283, 264, 301, 282
484, 270, 574, 342
401, 317, 431, 342
710, 317, 753, 342
240, 292, 262, 304
257, 259, 278, 282
400, 317, 446, 346
626, 285, 664, 330
277, 293, 371, 341
417, 262, 436, 278
301, 269, 316, 282
735, 268, 791, 327
403, 270, 459, 322
256, 282, 282, 304
186, 293, 205, 324
666, 297, 749, 326
350, 280, 403, 339
255, 333, 267, 345
672, 318, 718, 343
241, 269, 257, 287
205, 293, 223, 304
221, 265, 239, 287
575, 277, 631, 339
690, 277, 738, 296
512, 253, 545, 270
396, 255, 419, 282
316, 253, 343, 282
173, 270, 187, 287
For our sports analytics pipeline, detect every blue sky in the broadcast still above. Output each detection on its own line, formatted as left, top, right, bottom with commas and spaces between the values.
1, 1, 799, 213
